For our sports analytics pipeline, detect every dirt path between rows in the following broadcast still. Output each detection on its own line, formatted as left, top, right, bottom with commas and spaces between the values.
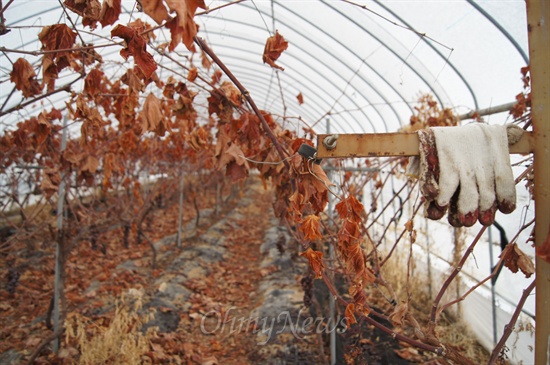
1, 178, 325, 364
143, 179, 323, 364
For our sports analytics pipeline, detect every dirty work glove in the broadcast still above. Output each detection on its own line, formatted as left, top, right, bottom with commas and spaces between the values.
417, 123, 518, 227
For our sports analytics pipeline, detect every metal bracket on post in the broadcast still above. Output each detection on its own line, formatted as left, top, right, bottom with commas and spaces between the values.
316, 131, 534, 159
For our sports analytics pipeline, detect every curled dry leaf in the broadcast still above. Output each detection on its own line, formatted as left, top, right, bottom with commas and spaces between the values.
313, 164, 333, 188
103, 152, 118, 181
300, 247, 324, 278
410, 229, 417, 243
501, 243, 535, 278
262, 30, 288, 71
81, 154, 99, 174
335, 195, 365, 222
10, 58, 42, 98
41, 168, 61, 198
189, 126, 209, 151
296, 92, 304, 105
404, 219, 414, 232
64, 0, 101, 28
100, 0, 122, 27
111, 24, 157, 78
211, 69, 222, 84
389, 301, 409, 327
166, 0, 207, 50
187, 67, 198, 82
201, 50, 212, 70
140, 0, 169, 24
345, 303, 357, 326
38, 24, 78, 90
84, 68, 107, 96
300, 214, 323, 241
141, 0, 207, 51
225, 160, 249, 182
219, 81, 242, 107
139, 93, 164, 134
219, 143, 248, 168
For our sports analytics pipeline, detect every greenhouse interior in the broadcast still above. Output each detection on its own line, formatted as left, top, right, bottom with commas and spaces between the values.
0, 1, 548, 364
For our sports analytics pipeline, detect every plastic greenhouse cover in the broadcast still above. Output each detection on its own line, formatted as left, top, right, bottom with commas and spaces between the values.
0, 0, 529, 135
0, 1, 535, 363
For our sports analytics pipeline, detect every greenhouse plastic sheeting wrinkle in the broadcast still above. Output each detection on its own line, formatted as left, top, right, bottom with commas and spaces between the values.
0, 0, 528, 135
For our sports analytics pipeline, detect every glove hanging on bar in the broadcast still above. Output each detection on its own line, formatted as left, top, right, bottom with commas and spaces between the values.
415, 123, 518, 227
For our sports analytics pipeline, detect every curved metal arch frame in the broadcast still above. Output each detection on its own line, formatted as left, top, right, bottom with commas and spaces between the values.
268, 1, 412, 128
199, 13, 400, 132
0, 1, 530, 135
317, 0, 453, 109
197, 31, 380, 132
466, 0, 529, 64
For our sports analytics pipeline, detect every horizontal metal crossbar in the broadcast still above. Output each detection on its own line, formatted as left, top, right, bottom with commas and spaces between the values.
316, 131, 533, 158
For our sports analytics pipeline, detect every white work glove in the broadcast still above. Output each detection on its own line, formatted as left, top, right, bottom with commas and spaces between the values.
417, 123, 518, 227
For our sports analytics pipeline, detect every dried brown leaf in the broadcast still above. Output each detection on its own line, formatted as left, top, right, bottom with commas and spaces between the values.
159, 0, 207, 51
140, 0, 169, 24
300, 248, 324, 278
64, 0, 101, 28
296, 92, 304, 105
100, 0, 122, 27
262, 30, 288, 70
300, 214, 323, 241
139, 93, 163, 134
345, 303, 357, 326
501, 243, 535, 278
111, 24, 157, 78
389, 301, 409, 327
219, 80, 241, 107
187, 67, 198, 82
81, 154, 99, 174
10, 58, 42, 98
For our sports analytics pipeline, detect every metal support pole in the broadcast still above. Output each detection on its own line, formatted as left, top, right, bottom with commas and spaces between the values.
526, 2, 550, 364
425, 219, 432, 300
53, 115, 68, 352
488, 226, 498, 346
176, 168, 184, 248
327, 119, 337, 365
379, 182, 387, 248
215, 176, 221, 215
457, 101, 517, 121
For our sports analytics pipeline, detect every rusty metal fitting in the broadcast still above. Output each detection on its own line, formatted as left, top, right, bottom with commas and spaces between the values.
323, 134, 339, 150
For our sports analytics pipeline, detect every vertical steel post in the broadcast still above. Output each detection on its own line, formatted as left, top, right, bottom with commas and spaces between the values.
327, 119, 337, 365
215, 176, 221, 215
488, 227, 498, 346
526, 1, 550, 364
53, 115, 68, 352
176, 167, 184, 248
425, 219, 433, 300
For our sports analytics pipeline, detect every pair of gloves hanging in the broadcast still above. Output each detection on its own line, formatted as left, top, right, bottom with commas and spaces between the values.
410, 123, 523, 227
